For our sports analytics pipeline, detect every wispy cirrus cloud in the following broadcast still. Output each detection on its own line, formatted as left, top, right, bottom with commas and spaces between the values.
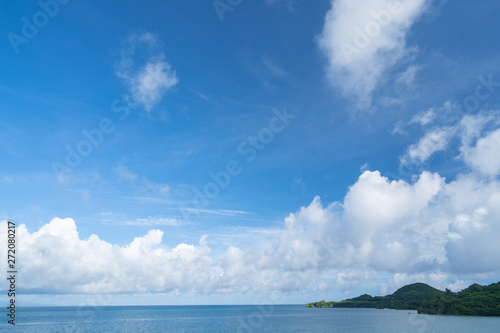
112, 165, 138, 182
400, 127, 454, 165
112, 164, 170, 194
180, 208, 249, 217
100, 212, 187, 227
116, 32, 178, 111
393, 101, 455, 135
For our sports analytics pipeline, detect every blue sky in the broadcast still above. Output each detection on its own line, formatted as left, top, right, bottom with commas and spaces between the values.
1, 0, 500, 306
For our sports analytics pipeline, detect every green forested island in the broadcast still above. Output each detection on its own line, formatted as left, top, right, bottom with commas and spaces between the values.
306, 282, 500, 316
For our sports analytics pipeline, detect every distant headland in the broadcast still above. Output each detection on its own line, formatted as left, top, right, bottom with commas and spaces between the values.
306, 281, 500, 316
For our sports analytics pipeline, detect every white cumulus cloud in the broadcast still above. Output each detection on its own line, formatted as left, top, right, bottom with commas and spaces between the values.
3, 158, 500, 298
116, 32, 178, 111
461, 129, 500, 177
7, 218, 213, 294
318, 0, 429, 107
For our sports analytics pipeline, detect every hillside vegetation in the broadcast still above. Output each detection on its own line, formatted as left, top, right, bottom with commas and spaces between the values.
418, 282, 500, 316
306, 283, 443, 310
306, 282, 500, 316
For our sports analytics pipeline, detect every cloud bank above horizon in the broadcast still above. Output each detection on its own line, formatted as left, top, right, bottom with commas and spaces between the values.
4, 110, 500, 299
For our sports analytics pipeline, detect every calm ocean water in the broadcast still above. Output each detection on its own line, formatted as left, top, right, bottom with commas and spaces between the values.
5, 305, 500, 332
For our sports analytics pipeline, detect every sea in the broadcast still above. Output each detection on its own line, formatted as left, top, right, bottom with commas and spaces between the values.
4, 305, 500, 332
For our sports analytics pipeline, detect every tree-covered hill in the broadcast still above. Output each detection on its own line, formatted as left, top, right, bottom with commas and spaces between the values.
306, 283, 443, 310
306, 281, 500, 316
418, 282, 500, 316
